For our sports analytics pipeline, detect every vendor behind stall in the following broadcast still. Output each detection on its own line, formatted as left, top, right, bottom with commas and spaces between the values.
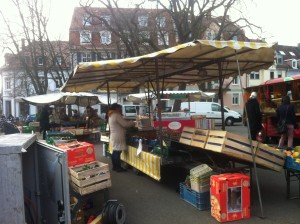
86, 106, 101, 129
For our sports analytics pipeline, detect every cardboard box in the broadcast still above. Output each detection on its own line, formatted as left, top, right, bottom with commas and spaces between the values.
205, 130, 258, 162
57, 141, 96, 167
179, 127, 195, 145
255, 143, 286, 172
190, 129, 209, 148
210, 173, 250, 223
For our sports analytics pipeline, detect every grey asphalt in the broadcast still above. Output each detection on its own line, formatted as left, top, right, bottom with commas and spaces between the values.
95, 124, 300, 224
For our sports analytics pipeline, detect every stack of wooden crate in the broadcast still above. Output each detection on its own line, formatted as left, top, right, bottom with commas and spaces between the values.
178, 128, 286, 172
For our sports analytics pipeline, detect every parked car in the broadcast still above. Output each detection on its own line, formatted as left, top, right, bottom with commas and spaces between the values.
25, 114, 37, 124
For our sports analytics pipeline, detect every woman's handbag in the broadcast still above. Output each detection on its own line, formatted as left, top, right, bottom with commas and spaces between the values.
277, 119, 287, 134
277, 105, 289, 134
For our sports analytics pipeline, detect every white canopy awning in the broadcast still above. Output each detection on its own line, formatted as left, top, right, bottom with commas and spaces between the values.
126, 90, 216, 103
22, 92, 102, 107
62, 40, 275, 92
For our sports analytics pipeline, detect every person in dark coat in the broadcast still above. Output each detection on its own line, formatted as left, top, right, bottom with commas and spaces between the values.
277, 95, 296, 150
245, 92, 262, 140
39, 105, 51, 140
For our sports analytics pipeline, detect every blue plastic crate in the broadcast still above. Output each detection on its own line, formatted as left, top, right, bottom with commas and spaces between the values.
285, 156, 300, 171
179, 182, 210, 210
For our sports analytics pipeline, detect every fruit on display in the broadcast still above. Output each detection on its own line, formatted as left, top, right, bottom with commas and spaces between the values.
292, 152, 299, 158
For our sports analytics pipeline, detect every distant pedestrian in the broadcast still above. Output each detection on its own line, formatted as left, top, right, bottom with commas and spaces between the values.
277, 95, 296, 150
40, 105, 51, 140
108, 103, 134, 172
245, 92, 262, 140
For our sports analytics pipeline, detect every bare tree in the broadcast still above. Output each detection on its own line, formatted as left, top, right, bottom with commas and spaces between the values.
78, 0, 262, 110
0, 0, 71, 95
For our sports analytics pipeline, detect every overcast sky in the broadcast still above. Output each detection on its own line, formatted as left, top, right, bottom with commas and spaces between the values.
1, 0, 300, 66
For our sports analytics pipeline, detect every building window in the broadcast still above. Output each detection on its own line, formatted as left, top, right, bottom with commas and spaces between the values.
158, 32, 169, 45
156, 16, 166, 28
138, 16, 148, 27
5, 78, 11, 90
277, 56, 283, 64
80, 31, 92, 44
270, 71, 274, 79
278, 72, 282, 78
83, 15, 92, 26
100, 31, 112, 45
232, 35, 238, 41
37, 57, 43, 65
56, 56, 62, 65
232, 77, 239, 85
250, 72, 259, 80
290, 51, 296, 56
232, 93, 239, 105
292, 59, 297, 69
100, 15, 111, 27
81, 52, 92, 62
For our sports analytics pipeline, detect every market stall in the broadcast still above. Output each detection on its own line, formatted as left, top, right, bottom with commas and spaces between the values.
245, 74, 300, 143
61, 40, 276, 217
21, 92, 104, 142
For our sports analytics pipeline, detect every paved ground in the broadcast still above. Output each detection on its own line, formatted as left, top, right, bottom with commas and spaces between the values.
21, 124, 300, 223
94, 123, 300, 224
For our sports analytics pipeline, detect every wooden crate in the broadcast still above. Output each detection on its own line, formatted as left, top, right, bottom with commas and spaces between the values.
190, 129, 209, 148
179, 127, 195, 145
255, 143, 286, 172
71, 178, 112, 195
69, 161, 111, 191
69, 161, 109, 180
204, 130, 258, 162
70, 172, 111, 187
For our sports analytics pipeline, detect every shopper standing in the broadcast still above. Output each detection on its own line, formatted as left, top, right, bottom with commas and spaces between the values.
108, 103, 134, 172
277, 95, 296, 150
245, 92, 262, 140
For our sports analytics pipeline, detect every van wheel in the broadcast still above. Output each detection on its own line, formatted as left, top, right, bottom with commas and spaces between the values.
225, 117, 234, 126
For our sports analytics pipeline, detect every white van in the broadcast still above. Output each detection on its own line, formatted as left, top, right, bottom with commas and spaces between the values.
122, 105, 148, 119
180, 102, 242, 126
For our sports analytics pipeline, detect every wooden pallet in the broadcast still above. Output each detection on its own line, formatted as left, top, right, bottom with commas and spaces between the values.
179, 127, 195, 145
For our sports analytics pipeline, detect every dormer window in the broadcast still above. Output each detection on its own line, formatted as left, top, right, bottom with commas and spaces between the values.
83, 15, 92, 26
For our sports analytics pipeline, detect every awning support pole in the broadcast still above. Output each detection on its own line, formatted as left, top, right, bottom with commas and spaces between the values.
235, 51, 265, 218
218, 62, 225, 130
155, 59, 163, 150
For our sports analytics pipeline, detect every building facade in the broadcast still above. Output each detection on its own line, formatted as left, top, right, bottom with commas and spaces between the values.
0, 41, 71, 118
